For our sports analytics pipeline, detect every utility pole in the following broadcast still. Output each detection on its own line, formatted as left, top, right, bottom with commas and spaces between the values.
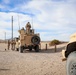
12, 16, 13, 42
5, 32, 6, 43
11, 16, 13, 50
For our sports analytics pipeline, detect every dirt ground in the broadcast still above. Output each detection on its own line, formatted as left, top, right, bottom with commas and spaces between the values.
0, 43, 67, 75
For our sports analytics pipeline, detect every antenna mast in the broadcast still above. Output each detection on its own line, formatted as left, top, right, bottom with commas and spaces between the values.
32, 16, 33, 29
31, 13, 33, 29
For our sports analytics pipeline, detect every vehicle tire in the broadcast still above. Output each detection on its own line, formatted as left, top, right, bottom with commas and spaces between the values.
31, 36, 40, 45
66, 51, 76, 75
16, 48, 19, 51
65, 42, 76, 58
34, 45, 39, 52
19, 46, 23, 53
29, 46, 32, 51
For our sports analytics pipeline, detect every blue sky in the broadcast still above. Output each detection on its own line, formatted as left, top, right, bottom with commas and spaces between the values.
0, 0, 76, 41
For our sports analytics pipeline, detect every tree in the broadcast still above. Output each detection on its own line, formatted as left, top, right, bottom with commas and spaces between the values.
49, 39, 61, 52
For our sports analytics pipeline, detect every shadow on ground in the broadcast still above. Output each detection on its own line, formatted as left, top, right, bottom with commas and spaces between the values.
0, 46, 66, 53
0, 68, 10, 71
22, 46, 65, 53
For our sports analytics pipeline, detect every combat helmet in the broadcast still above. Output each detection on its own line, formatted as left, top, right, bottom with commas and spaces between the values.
25, 22, 31, 28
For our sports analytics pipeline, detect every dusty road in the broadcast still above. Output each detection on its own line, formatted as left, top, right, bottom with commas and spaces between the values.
0, 43, 66, 75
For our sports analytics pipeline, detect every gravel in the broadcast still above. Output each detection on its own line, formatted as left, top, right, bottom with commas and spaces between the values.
0, 43, 66, 75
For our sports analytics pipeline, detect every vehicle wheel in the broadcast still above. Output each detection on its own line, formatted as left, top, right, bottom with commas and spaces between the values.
34, 45, 39, 52
31, 36, 40, 45
19, 46, 24, 53
29, 46, 32, 51
16, 48, 19, 51
66, 51, 76, 75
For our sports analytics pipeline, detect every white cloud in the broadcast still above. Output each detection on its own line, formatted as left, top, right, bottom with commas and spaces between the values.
0, 12, 32, 39
0, 4, 4, 9
0, 0, 76, 41
3, 0, 10, 4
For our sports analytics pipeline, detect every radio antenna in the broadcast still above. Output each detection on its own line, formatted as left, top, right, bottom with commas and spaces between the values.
32, 16, 33, 29
31, 13, 34, 30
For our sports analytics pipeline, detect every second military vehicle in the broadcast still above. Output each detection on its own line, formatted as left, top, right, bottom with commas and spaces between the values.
18, 22, 40, 53
62, 33, 76, 75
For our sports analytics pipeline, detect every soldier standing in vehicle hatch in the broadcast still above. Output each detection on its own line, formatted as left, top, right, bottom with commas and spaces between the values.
26, 22, 31, 34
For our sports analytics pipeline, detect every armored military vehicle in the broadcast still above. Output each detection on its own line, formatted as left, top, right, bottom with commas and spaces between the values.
18, 22, 40, 53
62, 33, 76, 75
